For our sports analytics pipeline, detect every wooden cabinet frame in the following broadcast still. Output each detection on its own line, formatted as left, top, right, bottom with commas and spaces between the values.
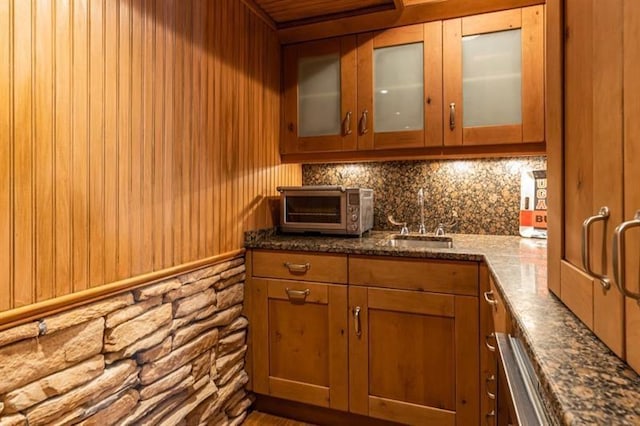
357, 23, 443, 150
282, 36, 357, 154
443, 6, 544, 146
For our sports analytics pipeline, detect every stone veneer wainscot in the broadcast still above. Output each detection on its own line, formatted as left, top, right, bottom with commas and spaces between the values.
0, 256, 251, 426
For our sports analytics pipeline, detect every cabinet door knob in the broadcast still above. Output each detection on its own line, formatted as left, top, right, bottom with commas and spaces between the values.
613, 210, 640, 302
287, 122, 295, 132
581, 206, 611, 290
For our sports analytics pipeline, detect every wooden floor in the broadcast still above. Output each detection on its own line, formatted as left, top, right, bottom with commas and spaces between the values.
244, 411, 315, 426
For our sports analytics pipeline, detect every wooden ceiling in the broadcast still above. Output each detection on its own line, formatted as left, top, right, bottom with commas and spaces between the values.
251, 0, 399, 27
241, 0, 546, 43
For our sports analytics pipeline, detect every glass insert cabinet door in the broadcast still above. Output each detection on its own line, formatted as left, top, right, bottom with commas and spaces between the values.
443, 6, 544, 146
357, 23, 443, 150
282, 36, 357, 154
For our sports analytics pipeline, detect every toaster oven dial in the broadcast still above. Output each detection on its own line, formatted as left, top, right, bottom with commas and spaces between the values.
349, 224, 359, 231
351, 214, 359, 222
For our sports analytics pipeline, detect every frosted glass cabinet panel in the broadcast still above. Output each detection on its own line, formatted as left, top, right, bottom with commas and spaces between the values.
298, 53, 341, 137
443, 6, 544, 147
374, 42, 424, 133
357, 23, 443, 150
282, 36, 357, 154
462, 29, 522, 127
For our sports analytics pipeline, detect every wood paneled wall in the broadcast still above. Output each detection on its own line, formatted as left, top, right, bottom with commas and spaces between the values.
0, 0, 301, 312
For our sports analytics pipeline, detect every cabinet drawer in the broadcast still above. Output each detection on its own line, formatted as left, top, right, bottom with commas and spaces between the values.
486, 276, 511, 334
349, 255, 478, 296
252, 250, 348, 284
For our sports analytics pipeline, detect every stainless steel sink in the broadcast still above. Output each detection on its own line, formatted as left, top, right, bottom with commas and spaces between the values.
381, 235, 453, 249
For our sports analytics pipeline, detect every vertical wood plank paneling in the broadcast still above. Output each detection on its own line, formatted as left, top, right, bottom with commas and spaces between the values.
103, 0, 118, 285
34, 0, 54, 302
0, 0, 302, 313
54, 0, 72, 297
153, 0, 165, 270
0, 0, 11, 311
88, 0, 105, 288
142, 0, 154, 272
13, 0, 35, 307
172, 0, 184, 266
162, 0, 174, 269
129, 1, 143, 276
116, 0, 131, 280
72, 0, 89, 292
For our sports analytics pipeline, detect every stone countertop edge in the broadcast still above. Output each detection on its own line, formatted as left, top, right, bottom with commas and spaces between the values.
244, 229, 640, 425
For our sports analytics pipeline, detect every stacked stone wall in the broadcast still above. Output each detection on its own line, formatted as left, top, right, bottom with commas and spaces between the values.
0, 256, 251, 426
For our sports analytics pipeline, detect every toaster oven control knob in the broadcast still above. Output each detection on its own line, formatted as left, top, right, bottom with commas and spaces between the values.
349, 224, 358, 231
351, 214, 358, 222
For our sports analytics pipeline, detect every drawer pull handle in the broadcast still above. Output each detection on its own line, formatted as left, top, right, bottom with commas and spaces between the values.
486, 374, 496, 400
581, 206, 611, 290
283, 262, 311, 274
343, 111, 353, 136
285, 288, 310, 304
353, 306, 362, 338
483, 290, 498, 308
485, 410, 496, 426
485, 332, 496, 352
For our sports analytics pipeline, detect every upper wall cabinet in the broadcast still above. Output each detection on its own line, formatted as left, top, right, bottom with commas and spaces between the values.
443, 6, 544, 146
282, 36, 357, 153
356, 23, 443, 150
281, 5, 546, 159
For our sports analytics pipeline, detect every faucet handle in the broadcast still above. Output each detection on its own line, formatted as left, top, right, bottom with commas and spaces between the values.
435, 223, 446, 236
388, 215, 409, 235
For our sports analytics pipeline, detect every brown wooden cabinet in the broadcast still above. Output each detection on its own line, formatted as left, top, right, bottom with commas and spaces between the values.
280, 6, 546, 160
442, 6, 544, 147
282, 36, 357, 154
348, 255, 479, 426
248, 250, 483, 425
356, 23, 443, 150
553, 0, 640, 373
556, 0, 625, 359
249, 250, 349, 410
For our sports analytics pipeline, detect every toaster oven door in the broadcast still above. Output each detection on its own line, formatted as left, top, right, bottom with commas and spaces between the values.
282, 192, 346, 232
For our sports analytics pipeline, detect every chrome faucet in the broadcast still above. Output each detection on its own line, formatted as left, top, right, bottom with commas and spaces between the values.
418, 189, 426, 234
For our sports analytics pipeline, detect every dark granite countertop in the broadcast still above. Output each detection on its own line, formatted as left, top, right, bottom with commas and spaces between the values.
245, 230, 640, 425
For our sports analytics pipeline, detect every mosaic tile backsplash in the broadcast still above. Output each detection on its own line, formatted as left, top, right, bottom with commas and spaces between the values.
303, 157, 547, 235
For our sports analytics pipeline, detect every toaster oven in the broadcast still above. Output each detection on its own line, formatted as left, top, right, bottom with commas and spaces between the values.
276, 186, 374, 236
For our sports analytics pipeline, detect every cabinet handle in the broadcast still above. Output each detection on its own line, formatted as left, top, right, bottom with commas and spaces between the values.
581, 206, 611, 290
287, 122, 294, 132
343, 111, 353, 136
483, 290, 498, 308
353, 306, 362, 337
359, 110, 369, 135
486, 374, 496, 400
449, 103, 456, 130
285, 288, 310, 303
283, 262, 311, 274
613, 210, 640, 303
485, 332, 496, 352
485, 410, 496, 426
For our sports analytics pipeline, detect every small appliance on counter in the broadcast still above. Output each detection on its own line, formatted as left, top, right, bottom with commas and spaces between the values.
519, 169, 547, 238
276, 185, 374, 236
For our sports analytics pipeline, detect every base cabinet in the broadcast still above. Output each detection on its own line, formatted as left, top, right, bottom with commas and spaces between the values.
248, 249, 481, 425
349, 286, 479, 426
